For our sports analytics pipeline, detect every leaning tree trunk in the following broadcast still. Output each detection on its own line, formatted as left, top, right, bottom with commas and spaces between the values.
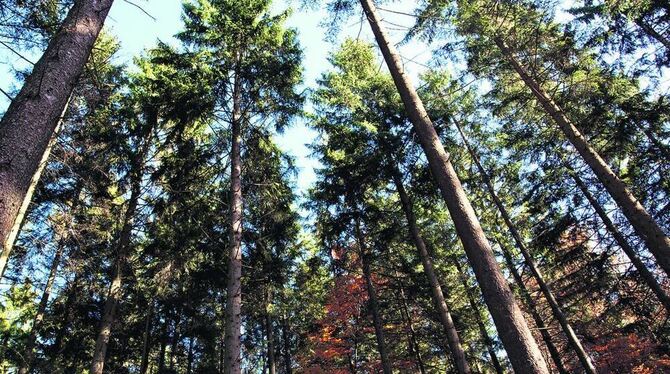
358, 1, 549, 372
224, 62, 244, 374
494, 238, 569, 374
634, 18, 670, 52
451, 258, 504, 374
0, 0, 114, 277
569, 169, 670, 312
454, 120, 597, 373
494, 36, 670, 279
390, 168, 470, 374
397, 282, 427, 374
355, 220, 393, 374
18, 232, 67, 374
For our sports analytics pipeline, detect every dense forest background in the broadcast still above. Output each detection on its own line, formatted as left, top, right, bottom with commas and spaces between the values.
0, 0, 669, 373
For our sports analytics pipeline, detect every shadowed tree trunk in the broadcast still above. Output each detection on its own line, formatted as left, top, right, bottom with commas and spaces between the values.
494, 36, 670, 279
454, 120, 597, 373
451, 258, 504, 374
397, 281, 427, 374
139, 307, 153, 374
569, 169, 670, 312
358, 1, 549, 372
224, 58, 244, 374
355, 219, 393, 374
634, 18, 670, 51
0, 0, 114, 277
282, 316, 292, 374
266, 288, 276, 374
390, 167, 470, 374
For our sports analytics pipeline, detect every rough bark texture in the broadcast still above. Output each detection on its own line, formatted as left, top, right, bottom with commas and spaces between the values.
452, 258, 504, 374
358, 1, 549, 372
356, 222, 393, 374
454, 121, 597, 373
570, 170, 670, 312
224, 66, 244, 374
495, 36, 670, 279
390, 170, 470, 374
495, 239, 569, 374
0, 0, 114, 276
18, 234, 66, 374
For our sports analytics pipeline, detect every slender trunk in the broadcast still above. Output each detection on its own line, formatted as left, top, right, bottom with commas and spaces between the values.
139, 308, 153, 374
495, 239, 569, 374
266, 288, 276, 374
495, 36, 670, 278
358, 2, 548, 372
52, 272, 80, 356
570, 170, 670, 311
282, 317, 292, 374
0, 0, 114, 270
390, 169, 470, 374
634, 18, 670, 52
18, 235, 66, 374
454, 120, 597, 373
397, 283, 427, 374
355, 221, 393, 374
451, 258, 504, 374
224, 60, 244, 374
170, 315, 181, 370
187, 337, 194, 374
159, 321, 168, 372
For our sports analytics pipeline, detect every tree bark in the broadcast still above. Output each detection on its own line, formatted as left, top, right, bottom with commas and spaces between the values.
282, 316, 292, 374
266, 288, 276, 374
454, 120, 597, 373
390, 169, 470, 374
494, 36, 670, 279
495, 239, 569, 374
358, 1, 549, 372
569, 170, 670, 312
139, 307, 153, 374
451, 258, 504, 374
355, 220, 393, 374
18, 232, 66, 374
397, 283, 427, 374
0, 0, 114, 274
187, 336, 194, 374
224, 60, 244, 374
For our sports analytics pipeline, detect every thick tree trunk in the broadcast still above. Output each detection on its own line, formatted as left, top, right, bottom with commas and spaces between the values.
454, 121, 597, 373
495, 239, 569, 374
451, 258, 504, 374
266, 288, 276, 374
495, 36, 670, 279
570, 170, 670, 311
358, 1, 549, 372
0, 0, 114, 274
139, 308, 153, 374
18, 234, 66, 374
355, 221, 393, 374
282, 317, 292, 374
390, 170, 470, 374
397, 283, 427, 374
224, 63, 244, 374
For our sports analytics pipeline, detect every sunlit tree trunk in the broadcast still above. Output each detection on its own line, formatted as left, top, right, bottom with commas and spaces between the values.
495, 36, 670, 279
0, 0, 114, 275
451, 258, 504, 374
454, 120, 597, 373
358, 1, 548, 372
224, 59, 244, 374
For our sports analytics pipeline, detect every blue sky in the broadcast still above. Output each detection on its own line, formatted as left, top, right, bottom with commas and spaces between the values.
0, 0, 434, 199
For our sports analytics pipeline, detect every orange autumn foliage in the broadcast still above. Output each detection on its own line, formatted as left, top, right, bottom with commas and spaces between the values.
594, 333, 670, 373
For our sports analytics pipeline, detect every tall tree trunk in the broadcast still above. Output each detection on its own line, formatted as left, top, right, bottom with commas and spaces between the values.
18, 234, 66, 374
495, 239, 569, 374
390, 169, 470, 374
494, 36, 670, 279
397, 282, 427, 374
52, 271, 80, 356
282, 316, 292, 374
0, 0, 114, 273
139, 307, 153, 374
451, 258, 504, 374
159, 321, 168, 373
358, 1, 549, 372
170, 314, 181, 370
569, 170, 670, 311
224, 61, 244, 374
355, 220, 393, 374
266, 288, 276, 374
89, 108, 154, 374
454, 120, 597, 373
187, 336, 194, 374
